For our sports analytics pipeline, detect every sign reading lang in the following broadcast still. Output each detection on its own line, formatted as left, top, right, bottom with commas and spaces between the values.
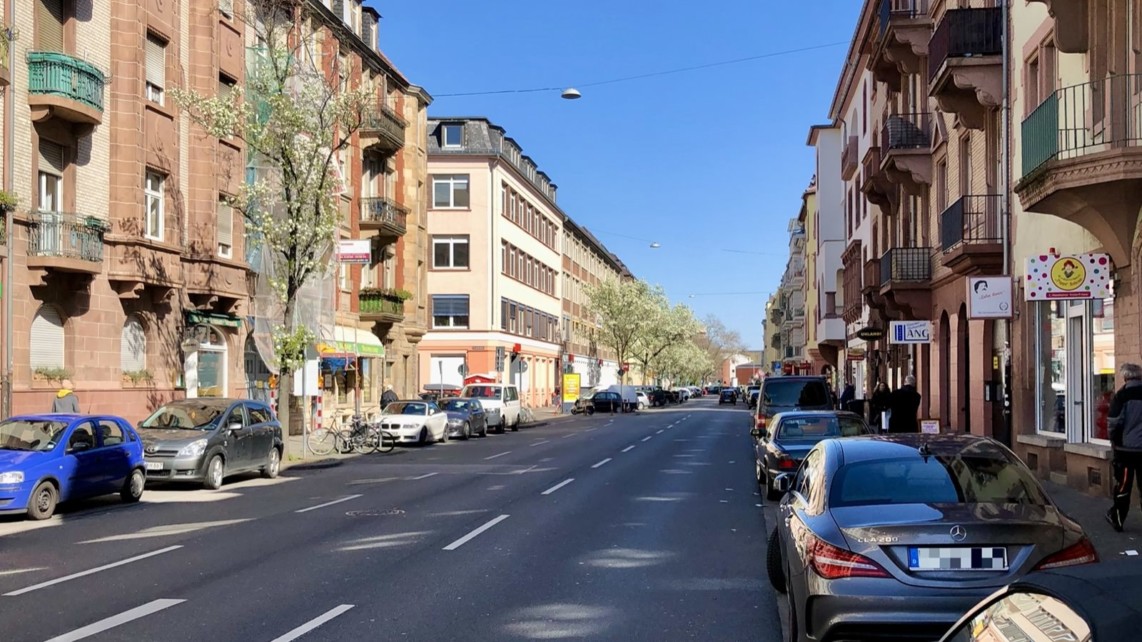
889, 321, 932, 344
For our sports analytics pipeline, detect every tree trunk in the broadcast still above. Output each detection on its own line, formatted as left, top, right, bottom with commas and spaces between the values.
278, 369, 293, 459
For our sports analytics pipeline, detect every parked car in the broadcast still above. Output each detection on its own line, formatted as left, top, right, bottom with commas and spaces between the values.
379, 400, 449, 445
460, 383, 521, 433
138, 399, 283, 490
746, 385, 761, 408
754, 411, 873, 500
588, 391, 624, 414
440, 398, 488, 440
0, 414, 146, 520
646, 389, 669, 407
769, 434, 1097, 642
755, 375, 834, 435
636, 392, 650, 410
719, 388, 738, 404
938, 559, 1142, 642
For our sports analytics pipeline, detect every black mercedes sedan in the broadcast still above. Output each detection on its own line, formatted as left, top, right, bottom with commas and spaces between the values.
754, 410, 873, 500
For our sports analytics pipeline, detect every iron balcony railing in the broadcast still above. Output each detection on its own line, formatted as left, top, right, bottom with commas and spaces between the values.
940, 194, 1005, 252
879, 0, 929, 37
362, 106, 407, 148
1021, 73, 1142, 178
880, 247, 932, 286
28, 210, 107, 262
882, 112, 932, 151
360, 197, 409, 233
27, 51, 105, 112
928, 7, 1003, 81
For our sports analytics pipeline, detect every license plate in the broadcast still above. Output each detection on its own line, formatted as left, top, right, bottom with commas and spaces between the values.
908, 547, 1008, 571
145, 461, 164, 471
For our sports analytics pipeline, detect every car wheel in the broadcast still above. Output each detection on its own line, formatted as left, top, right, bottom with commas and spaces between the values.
121, 468, 145, 503
755, 459, 764, 487
203, 455, 225, 490
418, 428, 428, 445
462, 423, 471, 440
764, 465, 783, 501
767, 527, 786, 593
510, 416, 520, 432
27, 481, 58, 520
261, 447, 281, 479
785, 564, 799, 642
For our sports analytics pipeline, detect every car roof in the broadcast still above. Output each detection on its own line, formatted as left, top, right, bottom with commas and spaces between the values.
772, 410, 862, 420
9, 413, 104, 422
832, 434, 1006, 465
1003, 559, 1142, 640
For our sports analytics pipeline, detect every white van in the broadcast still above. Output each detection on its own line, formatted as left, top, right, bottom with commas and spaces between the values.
459, 383, 521, 433
606, 385, 640, 412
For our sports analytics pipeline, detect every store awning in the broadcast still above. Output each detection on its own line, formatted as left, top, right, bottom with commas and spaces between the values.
316, 325, 385, 357
186, 310, 243, 328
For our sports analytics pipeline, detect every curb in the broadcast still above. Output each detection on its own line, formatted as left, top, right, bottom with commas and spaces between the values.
283, 458, 346, 471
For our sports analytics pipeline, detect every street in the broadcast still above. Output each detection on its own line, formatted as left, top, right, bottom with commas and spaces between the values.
0, 398, 783, 641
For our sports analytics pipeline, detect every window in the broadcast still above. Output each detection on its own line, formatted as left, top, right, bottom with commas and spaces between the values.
38, 140, 64, 213
218, 75, 236, 103
98, 421, 125, 446
442, 124, 463, 148
30, 305, 65, 369
145, 33, 166, 105
431, 295, 470, 329
217, 197, 233, 258
432, 235, 469, 269
431, 174, 469, 209
144, 171, 164, 241
219, 0, 233, 17
36, 0, 64, 52
120, 315, 146, 372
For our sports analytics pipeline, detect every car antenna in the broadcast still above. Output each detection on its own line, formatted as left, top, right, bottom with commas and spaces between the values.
917, 441, 934, 462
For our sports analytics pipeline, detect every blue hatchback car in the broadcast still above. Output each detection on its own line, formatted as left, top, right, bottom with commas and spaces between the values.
0, 414, 146, 520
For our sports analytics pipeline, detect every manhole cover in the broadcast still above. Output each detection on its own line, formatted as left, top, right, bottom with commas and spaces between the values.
345, 508, 405, 517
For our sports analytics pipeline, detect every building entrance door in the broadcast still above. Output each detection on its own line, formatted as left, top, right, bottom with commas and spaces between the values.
1065, 304, 1087, 442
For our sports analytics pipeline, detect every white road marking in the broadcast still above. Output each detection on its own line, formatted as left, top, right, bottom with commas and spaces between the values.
410, 472, 438, 480
621, 445, 636, 453
484, 451, 512, 460
584, 428, 598, 432
591, 458, 612, 469
0, 568, 46, 577
530, 440, 551, 447
4, 546, 183, 596
347, 477, 398, 486
656, 429, 664, 434
270, 604, 355, 642
562, 433, 576, 439
725, 488, 734, 491
541, 479, 575, 496
44, 599, 185, 642
443, 514, 510, 551
296, 495, 362, 514
80, 519, 251, 544
1126, 550, 1139, 556
641, 436, 652, 442
719, 500, 729, 503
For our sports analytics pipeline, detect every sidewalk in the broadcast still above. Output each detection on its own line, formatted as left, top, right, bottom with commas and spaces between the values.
1043, 480, 1142, 559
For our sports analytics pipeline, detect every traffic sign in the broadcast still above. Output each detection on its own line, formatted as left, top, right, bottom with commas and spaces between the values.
458, 363, 468, 376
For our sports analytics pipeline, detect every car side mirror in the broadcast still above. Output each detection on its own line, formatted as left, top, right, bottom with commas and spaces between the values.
774, 473, 794, 495
750, 427, 760, 438
228, 422, 243, 432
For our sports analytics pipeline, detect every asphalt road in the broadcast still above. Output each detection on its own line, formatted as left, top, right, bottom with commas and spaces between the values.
0, 397, 783, 641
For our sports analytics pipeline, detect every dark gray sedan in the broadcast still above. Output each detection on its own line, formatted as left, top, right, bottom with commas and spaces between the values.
440, 398, 487, 440
754, 411, 873, 500
769, 434, 1097, 642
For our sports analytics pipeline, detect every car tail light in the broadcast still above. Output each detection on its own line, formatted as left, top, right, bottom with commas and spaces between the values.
776, 456, 798, 470
806, 534, 890, 579
1033, 537, 1099, 571
756, 414, 767, 429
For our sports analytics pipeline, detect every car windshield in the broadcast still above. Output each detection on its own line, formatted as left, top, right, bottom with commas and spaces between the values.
385, 402, 427, 415
0, 419, 69, 451
464, 386, 502, 400
831, 453, 1049, 507
141, 402, 229, 430
775, 416, 869, 442
442, 400, 472, 412
763, 380, 829, 406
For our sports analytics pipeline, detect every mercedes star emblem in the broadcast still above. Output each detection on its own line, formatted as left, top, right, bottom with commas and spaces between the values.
950, 525, 967, 542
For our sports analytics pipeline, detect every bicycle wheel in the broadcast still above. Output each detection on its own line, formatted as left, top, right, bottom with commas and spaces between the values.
350, 426, 376, 454
308, 428, 338, 456
375, 428, 396, 453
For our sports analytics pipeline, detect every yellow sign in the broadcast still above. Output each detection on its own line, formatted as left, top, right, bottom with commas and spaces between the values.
1049, 257, 1086, 291
562, 373, 581, 404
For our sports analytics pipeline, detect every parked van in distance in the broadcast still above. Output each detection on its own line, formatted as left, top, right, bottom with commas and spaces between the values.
459, 383, 521, 433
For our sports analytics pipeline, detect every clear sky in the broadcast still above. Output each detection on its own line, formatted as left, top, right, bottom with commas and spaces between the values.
371, 0, 862, 349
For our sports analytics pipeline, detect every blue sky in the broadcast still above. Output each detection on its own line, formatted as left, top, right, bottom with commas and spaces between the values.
372, 1, 861, 348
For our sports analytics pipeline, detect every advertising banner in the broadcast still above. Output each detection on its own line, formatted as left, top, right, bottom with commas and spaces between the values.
1024, 252, 1112, 300
562, 373, 581, 404
967, 277, 1013, 319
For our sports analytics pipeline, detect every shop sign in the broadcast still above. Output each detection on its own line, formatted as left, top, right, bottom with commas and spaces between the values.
967, 277, 1013, 319
856, 326, 884, 341
889, 321, 933, 344
1024, 252, 1112, 300
846, 348, 866, 362
336, 239, 371, 264
562, 373, 581, 404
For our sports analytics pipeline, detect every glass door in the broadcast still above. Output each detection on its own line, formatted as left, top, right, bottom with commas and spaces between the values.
38, 171, 63, 254
1064, 302, 1087, 443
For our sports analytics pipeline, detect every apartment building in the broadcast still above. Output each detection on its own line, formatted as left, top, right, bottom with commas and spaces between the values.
762, 294, 782, 372
775, 219, 809, 374
420, 118, 565, 407
808, 125, 848, 383
561, 217, 630, 389
0, 0, 426, 421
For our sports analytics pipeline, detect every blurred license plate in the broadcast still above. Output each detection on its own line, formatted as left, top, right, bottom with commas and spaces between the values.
145, 461, 164, 471
908, 547, 1008, 571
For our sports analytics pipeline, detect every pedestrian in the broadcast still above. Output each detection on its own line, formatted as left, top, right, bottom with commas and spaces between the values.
380, 384, 398, 408
1106, 362, 1142, 532
888, 375, 922, 433
51, 379, 80, 414
870, 381, 892, 429
839, 381, 855, 412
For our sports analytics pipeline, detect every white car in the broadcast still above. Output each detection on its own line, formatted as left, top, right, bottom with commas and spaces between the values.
636, 392, 650, 410
378, 400, 448, 445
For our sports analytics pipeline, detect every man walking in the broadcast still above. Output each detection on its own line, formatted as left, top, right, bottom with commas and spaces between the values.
888, 375, 922, 433
1107, 363, 1142, 532
380, 384, 398, 408
51, 379, 80, 413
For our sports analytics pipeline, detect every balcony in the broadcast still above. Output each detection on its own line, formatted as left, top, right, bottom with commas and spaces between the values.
359, 197, 408, 240
1015, 74, 1142, 265
879, 247, 932, 319
842, 241, 864, 324
861, 145, 894, 207
928, 8, 1002, 131
868, 0, 932, 91
358, 290, 406, 324
1027, 0, 1088, 53
939, 194, 1006, 276
841, 135, 860, 181
880, 112, 933, 196
360, 106, 407, 153
26, 52, 105, 132
26, 211, 106, 281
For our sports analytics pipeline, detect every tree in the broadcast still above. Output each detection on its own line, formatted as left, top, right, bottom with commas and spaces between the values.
172, 0, 375, 454
693, 316, 747, 382
585, 279, 659, 379
632, 301, 700, 385
657, 340, 712, 387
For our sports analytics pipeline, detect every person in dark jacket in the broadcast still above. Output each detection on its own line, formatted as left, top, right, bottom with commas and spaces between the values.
870, 382, 892, 429
1107, 363, 1142, 532
839, 381, 855, 411
888, 375, 922, 433
380, 384, 398, 408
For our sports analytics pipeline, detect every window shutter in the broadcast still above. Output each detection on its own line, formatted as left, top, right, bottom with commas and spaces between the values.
120, 317, 146, 372
145, 35, 165, 87
36, 0, 64, 52
30, 306, 65, 369
333, 0, 344, 22
217, 199, 234, 248
38, 140, 65, 174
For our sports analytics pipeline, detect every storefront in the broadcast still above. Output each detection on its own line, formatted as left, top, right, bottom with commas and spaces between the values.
182, 312, 242, 399
316, 325, 386, 420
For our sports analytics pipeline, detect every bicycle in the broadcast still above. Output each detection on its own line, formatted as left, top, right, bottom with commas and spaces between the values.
309, 415, 395, 455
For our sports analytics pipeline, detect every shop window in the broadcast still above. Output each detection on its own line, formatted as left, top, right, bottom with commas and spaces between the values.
1035, 303, 1066, 434
1092, 297, 1115, 442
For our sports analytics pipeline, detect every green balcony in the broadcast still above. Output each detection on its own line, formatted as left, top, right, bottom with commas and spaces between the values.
26, 51, 105, 128
359, 290, 407, 324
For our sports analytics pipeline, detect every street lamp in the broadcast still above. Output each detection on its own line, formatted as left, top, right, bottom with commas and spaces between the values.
649, 242, 661, 249
561, 87, 582, 100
